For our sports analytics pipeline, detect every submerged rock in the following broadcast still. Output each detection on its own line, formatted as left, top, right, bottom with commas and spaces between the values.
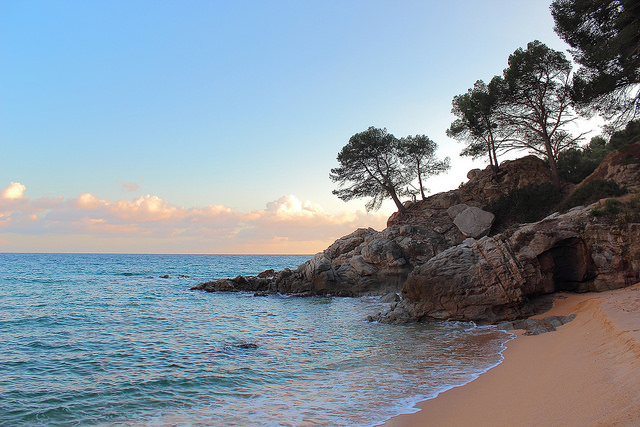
234, 343, 259, 349
497, 314, 577, 335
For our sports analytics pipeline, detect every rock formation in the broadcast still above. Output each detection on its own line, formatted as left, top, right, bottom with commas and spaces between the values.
379, 206, 640, 324
192, 145, 640, 325
193, 156, 551, 297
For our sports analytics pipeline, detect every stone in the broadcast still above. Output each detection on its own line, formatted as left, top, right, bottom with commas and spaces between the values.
447, 203, 469, 220
496, 314, 576, 335
234, 343, 259, 349
258, 269, 275, 278
467, 168, 482, 180
452, 206, 495, 238
380, 292, 401, 303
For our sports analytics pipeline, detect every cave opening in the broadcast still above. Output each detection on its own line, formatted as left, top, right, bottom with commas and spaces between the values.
538, 237, 595, 292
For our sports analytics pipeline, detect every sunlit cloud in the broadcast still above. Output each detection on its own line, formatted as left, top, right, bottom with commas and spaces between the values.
1, 182, 26, 200
0, 183, 388, 254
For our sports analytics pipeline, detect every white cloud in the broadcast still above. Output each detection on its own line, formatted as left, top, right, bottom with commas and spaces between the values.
1, 182, 26, 200
0, 182, 388, 253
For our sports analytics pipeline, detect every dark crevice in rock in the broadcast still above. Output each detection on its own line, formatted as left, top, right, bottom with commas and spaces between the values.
537, 237, 596, 292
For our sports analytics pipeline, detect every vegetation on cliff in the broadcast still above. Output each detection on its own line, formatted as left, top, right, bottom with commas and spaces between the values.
328, 0, 638, 216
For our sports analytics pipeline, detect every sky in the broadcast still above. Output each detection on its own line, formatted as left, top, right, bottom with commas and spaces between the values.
0, 0, 597, 254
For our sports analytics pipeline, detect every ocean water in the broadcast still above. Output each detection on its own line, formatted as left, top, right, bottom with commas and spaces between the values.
0, 253, 511, 426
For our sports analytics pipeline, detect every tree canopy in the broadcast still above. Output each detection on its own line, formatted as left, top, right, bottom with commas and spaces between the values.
330, 127, 449, 213
449, 41, 585, 189
551, 0, 640, 123
398, 135, 450, 200
447, 79, 506, 172
497, 40, 586, 189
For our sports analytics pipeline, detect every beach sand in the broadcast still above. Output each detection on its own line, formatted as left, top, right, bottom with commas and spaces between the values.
383, 283, 640, 427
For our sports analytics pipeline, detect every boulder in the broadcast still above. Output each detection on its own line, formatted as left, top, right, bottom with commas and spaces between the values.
447, 203, 469, 220
452, 206, 495, 238
467, 168, 482, 179
380, 292, 401, 303
497, 314, 576, 335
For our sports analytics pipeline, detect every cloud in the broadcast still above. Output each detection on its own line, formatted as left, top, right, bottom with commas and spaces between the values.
1, 182, 26, 199
0, 183, 388, 254
121, 182, 140, 192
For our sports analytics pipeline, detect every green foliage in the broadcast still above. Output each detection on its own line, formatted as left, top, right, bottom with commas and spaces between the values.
561, 179, 628, 210
486, 183, 563, 231
551, 0, 640, 122
591, 197, 640, 225
556, 148, 599, 184
556, 120, 640, 183
609, 119, 640, 150
330, 127, 450, 212
447, 79, 503, 171
590, 199, 623, 217
330, 127, 410, 212
556, 136, 611, 183
498, 40, 582, 189
398, 135, 450, 200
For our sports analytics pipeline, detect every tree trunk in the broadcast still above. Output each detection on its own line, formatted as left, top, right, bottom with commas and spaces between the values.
417, 161, 427, 200
387, 186, 407, 214
544, 138, 562, 191
486, 121, 499, 174
490, 140, 499, 174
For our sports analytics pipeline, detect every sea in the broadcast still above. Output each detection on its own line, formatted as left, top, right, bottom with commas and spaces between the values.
0, 253, 512, 426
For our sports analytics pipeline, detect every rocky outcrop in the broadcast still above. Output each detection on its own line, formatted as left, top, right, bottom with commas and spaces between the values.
192, 151, 640, 324
192, 224, 456, 296
190, 156, 551, 298
386, 155, 552, 228
497, 313, 577, 335
581, 142, 640, 191
378, 206, 640, 324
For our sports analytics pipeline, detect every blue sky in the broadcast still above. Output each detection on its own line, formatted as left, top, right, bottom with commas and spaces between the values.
0, 1, 586, 253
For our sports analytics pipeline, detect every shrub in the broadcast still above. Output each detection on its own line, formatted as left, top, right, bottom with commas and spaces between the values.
486, 183, 562, 231
609, 119, 640, 150
560, 180, 627, 211
591, 197, 640, 225
590, 199, 622, 216
556, 120, 640, 184
556, 136, 608, 184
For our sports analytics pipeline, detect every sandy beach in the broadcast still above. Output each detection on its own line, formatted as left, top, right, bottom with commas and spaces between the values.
384, 283, 640, 427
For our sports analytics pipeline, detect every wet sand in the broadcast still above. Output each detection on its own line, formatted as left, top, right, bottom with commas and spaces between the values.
383, 283, 640, 427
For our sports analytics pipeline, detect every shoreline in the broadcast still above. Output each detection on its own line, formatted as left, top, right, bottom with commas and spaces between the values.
383, 283, 640, 426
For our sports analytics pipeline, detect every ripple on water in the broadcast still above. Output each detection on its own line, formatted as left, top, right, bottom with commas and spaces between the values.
0, 254, 511, 426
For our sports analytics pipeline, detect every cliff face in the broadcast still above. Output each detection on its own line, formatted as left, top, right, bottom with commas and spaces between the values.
381, 207, 640, 324
192, 145, 640, 324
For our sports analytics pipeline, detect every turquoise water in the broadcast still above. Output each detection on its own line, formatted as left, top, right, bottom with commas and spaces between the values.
0, 253, 510, 426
